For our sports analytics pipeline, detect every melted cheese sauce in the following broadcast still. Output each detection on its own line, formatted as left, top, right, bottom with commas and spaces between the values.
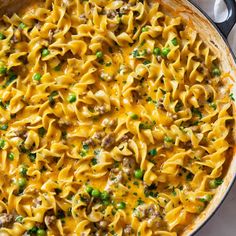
0, 0, 234, 235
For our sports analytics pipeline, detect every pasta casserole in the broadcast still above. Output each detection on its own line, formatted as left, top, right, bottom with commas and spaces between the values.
0, 0, 234, 235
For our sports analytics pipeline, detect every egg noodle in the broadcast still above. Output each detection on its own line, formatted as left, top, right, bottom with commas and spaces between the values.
0, 0, 234, 235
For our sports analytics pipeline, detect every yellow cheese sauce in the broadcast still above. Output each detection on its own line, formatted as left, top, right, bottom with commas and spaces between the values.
0, 0, 234, 235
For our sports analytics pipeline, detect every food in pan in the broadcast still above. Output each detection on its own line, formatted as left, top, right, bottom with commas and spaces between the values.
0, 0, 234, 235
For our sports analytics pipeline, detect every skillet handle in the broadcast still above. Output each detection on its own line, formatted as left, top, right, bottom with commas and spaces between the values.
216, 0, 236, 38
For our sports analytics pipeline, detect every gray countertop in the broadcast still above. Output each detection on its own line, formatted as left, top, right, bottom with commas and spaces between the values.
196, 183, 236, 236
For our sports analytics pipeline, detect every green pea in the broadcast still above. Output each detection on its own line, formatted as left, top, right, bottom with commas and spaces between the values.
171, 37, 178, 46
186, 172, 193, 181
38, 127, 46, 137
101, 191, 110, 200
0, 33, 6, 40
134, 169, 143, 179
8, 152, 14, 161
153, 47, 161, 56
0, 139, 5, 149
19, 22, 26, 29
209, 102, 216, 110
161, 48, 170, 57
17, 177, 27, 188
141, 26, 148, 32
28, 226, 38, 234
54, 188, 62, 194
117, 202, 126, 209
149, 149, 157, 156
198, 194, 213, 202
197, 205, 205, 213
212, 68, 221, 77
139, 122, 152, 130
15, 215, 23, 223
36, 229, 46, 236
130, 113, 138, 120
68, 94, 76, 103
91, 158, 97, 165
0, 124, 8, 130
28, 153, 36, 162
96, 51, 103, 59
143, 60, 151, 65
91, 189, 100, 198
80, 149, 87, 157
139, 49, 147, 57
33, 73, 42, 81
82, 144, 89, 150
41, 48, 50, 57
54, 64, 61, 71
6, 71, 17, 86
102, 200, 110, 206
164, 136, 174, 143
132, 49, 139, 58
19, 165, 27, 176
0, 66, 7, 75
105, 61, 112, 67
86, 186, 93, 195
209, 178, 223, 189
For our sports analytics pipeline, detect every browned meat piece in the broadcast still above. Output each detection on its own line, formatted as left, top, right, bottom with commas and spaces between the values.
131, 90, 141, 103
105, 168, 124, 192
189, 125, 200, 132
119, 132, 133, 143
156, 98, 165, 110
182, 141, 192, 149
0, 213, 14, 228
95, 220, 108, 229
48, 29, 54, 44
107, 169, 123, 185
82, 138, 95, 147
122, 157, 136, 175
93, 132, 105, 140
94, 105, 107, 115
35, 21, 42, 29
156, 55, 162, 63
83, 132, 106, 147
58, 118, 72, 128
100, 72, 114, 81
13, 127, 27, 138
32, 197, 41, 208
92, 132, 106, 145
111, 167, 119, 174
113, 170, 123, 184
105, 10, 117, 18
176, 23, 185, 32
109, 119, 118, 128
120, 134, 129, 142
101, 133, 115, 149
119, 4, 130, 15
44, 215, 56, 229
101, 118, 117, 128
123, 225, 132, 235
10, 31, 20, 43
167, 112, 178, 120
197, 63, 209, 74
134, 204, 160, 227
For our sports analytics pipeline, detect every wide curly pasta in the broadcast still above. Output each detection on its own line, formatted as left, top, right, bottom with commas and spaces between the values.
0, 0, 234, 235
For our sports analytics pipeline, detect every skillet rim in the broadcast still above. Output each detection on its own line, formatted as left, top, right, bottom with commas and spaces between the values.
184, 1, 236, 235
